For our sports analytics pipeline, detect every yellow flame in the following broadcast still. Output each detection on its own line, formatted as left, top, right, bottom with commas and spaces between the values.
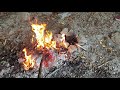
31, 23, 56, 49
22, 48, 35, 70
22, 23, 57, 70
31, 24, 46, 48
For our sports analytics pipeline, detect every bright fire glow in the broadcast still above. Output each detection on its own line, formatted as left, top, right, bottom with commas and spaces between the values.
31, 24, 56, 49
22, 48, 35, 70
22, 23, 69, 70
31, 24, 46, 48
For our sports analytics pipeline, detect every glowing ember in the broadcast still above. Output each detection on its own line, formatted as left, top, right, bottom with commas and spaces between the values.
22, 48, 35, 70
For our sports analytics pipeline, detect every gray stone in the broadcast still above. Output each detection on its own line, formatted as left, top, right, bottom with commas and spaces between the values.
17, 12, 31, 21
79, 35, 87, 45
0, 67, 10, 77
68, 45, 78, 53
111, 32, 120, 45
60, 28, 68, 35
58, 12, 71, 19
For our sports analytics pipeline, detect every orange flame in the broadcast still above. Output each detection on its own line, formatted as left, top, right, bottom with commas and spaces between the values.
31, 24, 46, 48
22, 22, 69, 70
22, 48, 35, 70
31, 23, 56, 49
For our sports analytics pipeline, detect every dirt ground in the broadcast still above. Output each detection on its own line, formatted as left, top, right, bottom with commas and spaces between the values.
0, 12, 120, 78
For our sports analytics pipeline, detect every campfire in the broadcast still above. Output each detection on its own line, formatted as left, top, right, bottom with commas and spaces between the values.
18, 20, 79, 77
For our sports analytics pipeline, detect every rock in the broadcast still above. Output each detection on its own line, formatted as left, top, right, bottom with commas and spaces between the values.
0, 31, 5, 38
18, 58, 25, 63
111, 32, 120, 45
17, 12, 31, 21
91, 53, 97, 63
32, 73, 38, 78
0, 42, 3, 49
66, 29, 74, 36
54, 34, 61, 43
58, 12, 71, 19
58, 53, 67, 61
68, 45, 78, 53
36, 55, 42, 66
60, 28, 68, 35
54, 34, 70, 47
54, 34, 62, 43
64, 42, 69, 48
0, 70, 5, 77
79, 35, 87, 45
115, 15, 120, 21
0, 12, 9, 17
57, 34, 61, 38
6, 63, 10, 67
63, 71, 67, 75
1, 61, 10, 68
41, 12, 52, 16
0, 67, 10, 77
23, 12, 30, 21
9, 30, 15, 35
108, 57, 120, 75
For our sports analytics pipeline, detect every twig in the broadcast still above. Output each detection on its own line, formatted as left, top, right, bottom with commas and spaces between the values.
37, 48, 49, 78
75, 44, 87, 51
44, 65, 63, 78
38, 58, 43, 78
37, 51, 44, 78
97, 60, 110, 69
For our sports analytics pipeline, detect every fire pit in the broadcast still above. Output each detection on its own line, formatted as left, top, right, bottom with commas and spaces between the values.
16, 19, 80, 78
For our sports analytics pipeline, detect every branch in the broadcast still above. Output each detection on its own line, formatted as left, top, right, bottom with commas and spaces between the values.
38, 58, 43, 78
